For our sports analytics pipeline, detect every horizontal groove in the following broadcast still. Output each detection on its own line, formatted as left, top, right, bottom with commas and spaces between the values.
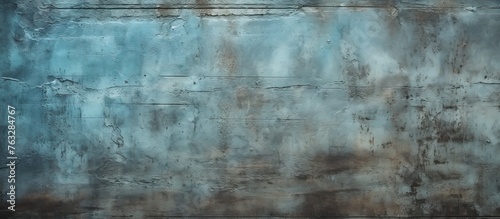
201, 75, 306, 78
42, 3, 500, 10
209, 118, 305, 120
140, 215, 500, 218
106, 102, 191, 106
44, 4, 301, 10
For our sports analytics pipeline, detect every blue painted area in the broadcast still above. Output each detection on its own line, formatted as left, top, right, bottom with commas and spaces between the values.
1, 0, 500, 217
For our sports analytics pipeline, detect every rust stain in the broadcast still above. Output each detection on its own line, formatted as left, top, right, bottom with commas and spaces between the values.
13, 191, 88, 218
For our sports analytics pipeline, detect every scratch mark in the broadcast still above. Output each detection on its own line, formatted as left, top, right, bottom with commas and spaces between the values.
334, 103, 351, 118
265, 84, 318, 89
111, 103, 192, 106
1, 77, 23, 82
104, 85, 145, 89
471, 81, 500, 85
209, 117, 305, 121
201, 75, 306, 78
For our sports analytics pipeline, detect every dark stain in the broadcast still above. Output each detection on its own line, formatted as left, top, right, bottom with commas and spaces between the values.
383, 0, 401, 37
443, 105, 458, 110
236, 87, 267, 137
111, 193, 165, 215
381, 141, 392, 149
399, 10, 445, 65
156, 3, 177, 17
206, 191, 238, 206
379, 74, 411, 89
345, 63, 373, 101
149, 108, 163, 132
296, 190, 344, 217
426, 170, 462, 181
217, 37, 238, 76
309, 153, 374, 175
295, 173, 311, 181
306, 189, 404, 216
218, 121, 230, 153
408, 176, 422, 197
449, 35, 469, 74
495, 207, 500, 214
15, 191, 86, 218
76, 144, 89, 158
199, 191, 277, 216
413, 10, 442, 26
433, 159, 447, 165
91, 159, 125, 178
132, 90, 143, 102
431, 201, 479, 216
435, 120, 473, 143
296, 188, 396, 217
359, 64, 370, 79
263, 131, 284, 146
196, 0, 213, 16
235, 87, 250, 109
0, 2, 15, 71
417, 136, 434, 145
149, 108, 179, 132
418, 108, 475, 144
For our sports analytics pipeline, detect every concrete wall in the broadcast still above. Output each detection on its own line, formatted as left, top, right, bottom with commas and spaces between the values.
1, 0, 500, 217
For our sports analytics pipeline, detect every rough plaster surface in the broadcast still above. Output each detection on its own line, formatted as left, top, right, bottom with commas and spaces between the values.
1, 0, 500, 217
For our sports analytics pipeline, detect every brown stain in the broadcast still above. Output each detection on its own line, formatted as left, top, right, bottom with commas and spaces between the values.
409, 200, 479, 217
295, 190, 344, 216
412, 10, 442, 34
435, 111, 474, 144
156, 3, 177, 17
309, 152, 375, 175
430, 200, 479, 216
198, 191, 278, 216
417, 107, 475, 145
216, 37, 238, 76
234, 166, 279, 180
400, 9, 445, 64
409, 11, 474, 77
426, 170, 462, 181
110, 191, 170, 216
296, 189, 401, 216
196, 0, 213, 16
14, 191, 87, 218
377, 74, 411, 112
235, 86, 266, 110
405, 177, 480, 216
382, 0, 401, 37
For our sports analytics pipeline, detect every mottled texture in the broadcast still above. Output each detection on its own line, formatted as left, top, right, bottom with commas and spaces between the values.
1, 0, 500, 218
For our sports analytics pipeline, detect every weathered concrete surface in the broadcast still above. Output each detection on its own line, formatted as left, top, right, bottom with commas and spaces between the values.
1, 0, 500, 217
